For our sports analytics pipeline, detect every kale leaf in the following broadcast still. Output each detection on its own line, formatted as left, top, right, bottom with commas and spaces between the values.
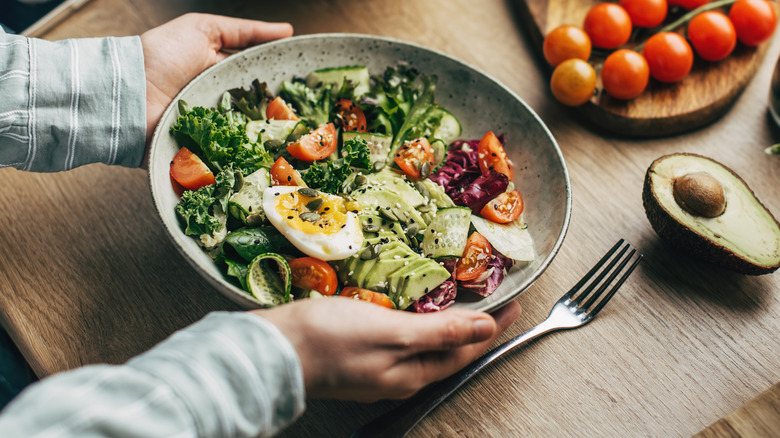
279, 78, 333, 128
302, 138, 371, 194
171, 101, 274, 176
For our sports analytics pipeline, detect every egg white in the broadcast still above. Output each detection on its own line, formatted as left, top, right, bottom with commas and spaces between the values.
263, 186, 363, 261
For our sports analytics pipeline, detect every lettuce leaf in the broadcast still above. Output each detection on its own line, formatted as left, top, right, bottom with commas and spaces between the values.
302, 137, 371, 194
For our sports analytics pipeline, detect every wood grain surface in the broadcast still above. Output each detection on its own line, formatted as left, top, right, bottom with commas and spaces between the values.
1, 0, 779, 437
695, 382, 780, 437
514, 0, 777, 137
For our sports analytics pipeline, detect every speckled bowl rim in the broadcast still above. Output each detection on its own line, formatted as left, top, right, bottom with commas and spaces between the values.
148, 33, 572, 312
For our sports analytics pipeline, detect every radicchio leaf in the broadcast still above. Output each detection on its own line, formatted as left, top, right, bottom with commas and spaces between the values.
454, 170, 509, 213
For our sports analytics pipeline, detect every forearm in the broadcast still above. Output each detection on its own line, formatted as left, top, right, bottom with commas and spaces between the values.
0, 31, 146, 172
0, 312, 306, 437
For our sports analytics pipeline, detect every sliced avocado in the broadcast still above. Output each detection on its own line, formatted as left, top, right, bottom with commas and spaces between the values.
363, 246, 414, 290
353, 187, 426, 227
365, 169, 427, 207
388, 258, 450, 310
643, 153, 780, 275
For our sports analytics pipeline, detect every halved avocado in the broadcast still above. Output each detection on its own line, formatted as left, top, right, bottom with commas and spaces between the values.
642, 153, 780, 275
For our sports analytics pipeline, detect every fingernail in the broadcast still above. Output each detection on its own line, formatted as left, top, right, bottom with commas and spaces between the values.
472, 318, 495, 341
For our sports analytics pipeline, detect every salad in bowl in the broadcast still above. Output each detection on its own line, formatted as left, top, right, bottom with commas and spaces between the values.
148, 34, 570, 313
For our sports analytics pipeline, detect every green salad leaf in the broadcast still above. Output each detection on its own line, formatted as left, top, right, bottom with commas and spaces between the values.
171, 103, 274, 176
302, 138, 371, 194
229, 79, 274, 121
279, 78, 333, 128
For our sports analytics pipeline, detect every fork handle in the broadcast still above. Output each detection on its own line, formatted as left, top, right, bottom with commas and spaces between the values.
350, 318, 560, 438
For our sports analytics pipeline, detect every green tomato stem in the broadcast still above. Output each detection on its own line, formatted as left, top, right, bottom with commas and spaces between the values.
632, 0, 740, 53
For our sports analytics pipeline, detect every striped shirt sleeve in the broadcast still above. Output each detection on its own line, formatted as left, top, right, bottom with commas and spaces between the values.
0, 30, 146, 172
0, 312, 306, 437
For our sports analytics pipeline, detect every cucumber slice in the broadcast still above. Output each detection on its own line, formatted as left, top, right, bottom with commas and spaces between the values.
306, 66, 370, 97
246, 253, 292, 306
421, 206, 471, 258
431, 107, 461, 145
246, 119, 307, 144
343, 131, 393, 164
471, 215, 536, 262
228, 168, 270, 226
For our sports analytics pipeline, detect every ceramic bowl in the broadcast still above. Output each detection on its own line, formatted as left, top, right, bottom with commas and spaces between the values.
148, 33, 571, 312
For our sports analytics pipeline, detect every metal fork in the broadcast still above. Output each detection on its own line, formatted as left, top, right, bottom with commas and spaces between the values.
351, 239, 642, 438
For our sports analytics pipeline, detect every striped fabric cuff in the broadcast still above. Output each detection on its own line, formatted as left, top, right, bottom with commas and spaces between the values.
22, 35, 146, 172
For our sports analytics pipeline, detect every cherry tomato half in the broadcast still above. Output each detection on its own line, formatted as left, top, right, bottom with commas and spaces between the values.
729, 0, 778, 46
620, 0, 668, 27
477, 131, 514, 180
550, 58, 597, 106
334, 99, 368, 132
643, 32, 694, 82
543, 25, 592, 67
480, 189, 524, 224
455, 232, 492, 281
339, 287, 395, 309
289, 257, 338, 296
266, 96, 299, 121
287, 123, 337, 161
583, 3, 633, 49
170, 147, 216, 191
394, 137, 434, 178
688, 11, 737, 61
601, 49, 650, 100
270, 156, 306, 186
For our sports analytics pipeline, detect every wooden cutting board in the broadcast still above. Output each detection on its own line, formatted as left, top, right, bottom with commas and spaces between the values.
512, 0, 777, 137
694, 382, 780, 437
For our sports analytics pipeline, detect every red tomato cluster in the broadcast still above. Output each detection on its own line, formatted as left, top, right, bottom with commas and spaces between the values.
544, 0, 777, 105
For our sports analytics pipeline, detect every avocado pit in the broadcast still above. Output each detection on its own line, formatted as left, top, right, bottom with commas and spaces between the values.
672, 171, 726, 218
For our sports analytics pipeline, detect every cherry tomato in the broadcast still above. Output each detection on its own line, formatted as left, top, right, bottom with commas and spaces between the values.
583, 3, 633, 49
393, 137, 434, 178
266, 96, 299, 121
480, 189, 524, 224
334, 99, 368, 132
339, 287, 395, 309
642, 32, 694, 82
477, 131, 514, 180
620, 0, 668, 27
550, 58, 597, 106
669, 0, 709, 9
688, 11, 737, 61
289, 257, 338, 296
543, 25, 592, 67
270, 156, 306, 186
455, 232, 492, 281
286, 123, 337, 161
169, 147, 216, 191
601, 49, 650, 99
729, 0, 778, 46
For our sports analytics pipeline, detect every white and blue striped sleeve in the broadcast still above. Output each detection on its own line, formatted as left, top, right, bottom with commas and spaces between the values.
0, 312, 306, 437
0, 30, 146, 172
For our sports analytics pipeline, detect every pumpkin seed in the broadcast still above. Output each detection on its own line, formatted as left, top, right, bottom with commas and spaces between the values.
299, 212, 321, 222
360, 246, 377, 260
379, 206, 399, 221
372, 243, 384, 256
305, 198, 324, 211
414, 181, 430, 199
405, 223, 419, 237
419, 161, 432, 179
372, 161, 386, 172
355, 174, 368, 188
362, 222, 380, 233
297, 188, 319, 198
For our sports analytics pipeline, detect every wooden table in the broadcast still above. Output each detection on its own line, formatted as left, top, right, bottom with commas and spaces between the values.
2, 0, 778, 436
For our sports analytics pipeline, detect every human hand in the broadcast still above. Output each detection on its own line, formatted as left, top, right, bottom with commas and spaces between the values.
139, 13, 293, 162
255, 297, 522, 402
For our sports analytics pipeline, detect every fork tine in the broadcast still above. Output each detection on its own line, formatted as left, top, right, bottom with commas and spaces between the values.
571, 241, 631, 305
561, 238, 625, 301
588, 250, 642, 316
581, 247, 636, 309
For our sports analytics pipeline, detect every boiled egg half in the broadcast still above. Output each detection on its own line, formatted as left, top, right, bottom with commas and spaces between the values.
263, 186, 363, 261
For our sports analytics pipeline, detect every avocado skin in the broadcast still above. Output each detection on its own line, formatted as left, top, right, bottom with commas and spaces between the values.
642, 153, 780, 275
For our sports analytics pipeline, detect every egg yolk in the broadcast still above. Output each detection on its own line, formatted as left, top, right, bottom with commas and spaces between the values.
275, 191, 356, 235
